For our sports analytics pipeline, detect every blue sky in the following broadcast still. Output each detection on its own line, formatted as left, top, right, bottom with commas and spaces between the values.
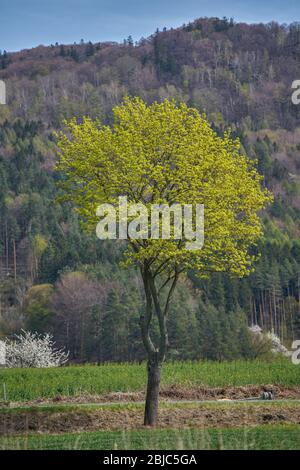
0, 0, 299, 52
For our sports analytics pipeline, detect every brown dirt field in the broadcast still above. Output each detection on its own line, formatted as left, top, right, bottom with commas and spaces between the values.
8, 384, 300, 407
1, 404, 300, 435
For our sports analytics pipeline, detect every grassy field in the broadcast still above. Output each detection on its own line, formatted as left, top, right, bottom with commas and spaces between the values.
1, 360, 299, 451
0, 359, 298, 402
0, 425, 299, 450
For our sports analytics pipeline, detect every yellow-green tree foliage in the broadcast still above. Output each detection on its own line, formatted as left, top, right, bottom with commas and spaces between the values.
56, 97, 272, 278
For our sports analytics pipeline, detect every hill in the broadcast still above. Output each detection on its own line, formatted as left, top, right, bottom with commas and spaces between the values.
0, 17, 300, 362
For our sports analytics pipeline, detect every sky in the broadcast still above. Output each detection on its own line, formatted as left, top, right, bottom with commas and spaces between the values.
0, 0, 299, 52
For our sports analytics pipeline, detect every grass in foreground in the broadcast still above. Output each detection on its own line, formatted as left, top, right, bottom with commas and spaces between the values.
0, 425, 299, 450
0, 359, 298, 402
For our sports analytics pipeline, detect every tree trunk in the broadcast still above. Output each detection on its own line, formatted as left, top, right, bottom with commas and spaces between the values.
140, 265, 179, 426
144, 356, 161, 426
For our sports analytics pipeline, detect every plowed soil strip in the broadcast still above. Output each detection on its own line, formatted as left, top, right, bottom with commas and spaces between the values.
1, 403, 300, 435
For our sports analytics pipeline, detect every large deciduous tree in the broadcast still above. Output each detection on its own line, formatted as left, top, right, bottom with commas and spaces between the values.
56, 97, 272, 425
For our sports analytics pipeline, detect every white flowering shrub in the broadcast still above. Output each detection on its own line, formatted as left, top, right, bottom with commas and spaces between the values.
248, 325, 289, 358
4, 330, 69, 368
265, 331, 289, 355
248, 325, 263, 336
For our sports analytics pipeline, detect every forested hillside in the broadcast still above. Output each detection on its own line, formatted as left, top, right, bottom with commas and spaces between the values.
0, 17, 300, 362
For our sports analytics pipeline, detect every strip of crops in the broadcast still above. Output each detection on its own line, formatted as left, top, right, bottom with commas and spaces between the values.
0, 359, 298, 402
0, 425, 299, 450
